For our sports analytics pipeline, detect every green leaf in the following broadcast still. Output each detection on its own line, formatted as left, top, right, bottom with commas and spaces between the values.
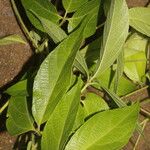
0, 35, 26, 45
6, 96, 34, 135
74, 52, 89, 79
32, 21, 85, 125
82, 93, 109, 117
62, 0, 88, 12
129, 7, 150, 37
21, 0, 61, 31
30, 12, 67, 43
65, 103, 139, 150
114, 51, 124, 93
72, 104, 85, 131
42, 81, 81, 150
96, 68, 137, 96
68, 0, 101, 38
92, 0, 129, 78
124, 33, 148, 83
5, 80, 27, 96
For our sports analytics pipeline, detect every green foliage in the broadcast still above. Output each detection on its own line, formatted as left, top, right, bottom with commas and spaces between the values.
42, 81, 81, 150
32, 21, 85, 125
4, 0, 150, 149
0, 35, 26, 45
21, 0, 61, 31
62, 0, 88, 12
6, 96, 34, 135
129, 7, 150, 37
68, 0, 101, 38
65, 104, 139, 150
92, 0, 129, 78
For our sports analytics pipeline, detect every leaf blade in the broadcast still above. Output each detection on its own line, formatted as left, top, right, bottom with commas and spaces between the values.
42, 81, 81, 150
92, 0, 129, 78
65, 104, 139, 150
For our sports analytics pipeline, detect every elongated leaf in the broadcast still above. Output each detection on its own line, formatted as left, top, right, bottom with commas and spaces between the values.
0, 35, 26, 45
32, 21, 85, 125
65, 104, 139, 150
82, 93, 109, 117
114, 51, 124, 93
21, 0, 61, 31
68, 0, 101, 38
92, 0, 129, 78
62, 0, 88, 12
42, 81, 81, 150
32, 12, 89, 78
30, 12, 67, 43
129, 7, 150, 37
6, 96, 34, 135
124, 33, 147, 83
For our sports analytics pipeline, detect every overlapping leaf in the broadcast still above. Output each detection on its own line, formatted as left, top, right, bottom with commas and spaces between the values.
92, 0, 129, 79
129, 7, 150, 37
6, 96, 34, 135
42, 81, 81, 150
82, 93, 109, 117
68, 0, 101, 38
65, 104, 139, 150
21, 0, 61, 31
32, 21, 85, 125
62, 0, 88, 12
124, 33, 148, 83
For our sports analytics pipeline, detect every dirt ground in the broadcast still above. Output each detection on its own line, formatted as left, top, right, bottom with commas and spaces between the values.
0, 0, 149, 149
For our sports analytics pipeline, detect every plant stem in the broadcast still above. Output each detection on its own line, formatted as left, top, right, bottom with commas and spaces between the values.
59, 11, 68, 26
96, 22, 105, 30
11, 0, 38, 48
0, 101, 9, 114
140, 108, 150, 118
133, 118, 149, 150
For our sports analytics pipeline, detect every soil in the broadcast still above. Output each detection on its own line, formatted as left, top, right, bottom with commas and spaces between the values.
0, 0, 149, 150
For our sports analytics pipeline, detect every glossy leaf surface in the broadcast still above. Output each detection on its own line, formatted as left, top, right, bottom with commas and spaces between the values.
65, 104, 139, 150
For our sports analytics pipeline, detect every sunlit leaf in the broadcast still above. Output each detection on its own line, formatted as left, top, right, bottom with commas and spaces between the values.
42, 81, 81, 150
65, 103, 139, 150
0, 35, 26, 45
62, 0, 88, 12
92, 0, 129, 79
129, 7, 150, 37
32, 21, 85, 125
82, 93, 109, 117
68, 0, 101, 38
124, 33, 148, 83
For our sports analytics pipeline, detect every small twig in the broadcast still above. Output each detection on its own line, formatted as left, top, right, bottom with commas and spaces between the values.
0, 101, 9, 114
140, 108, 150, 118
133, 118, 149, 150
59, 11, 68, 26
96, 22, 105, 30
